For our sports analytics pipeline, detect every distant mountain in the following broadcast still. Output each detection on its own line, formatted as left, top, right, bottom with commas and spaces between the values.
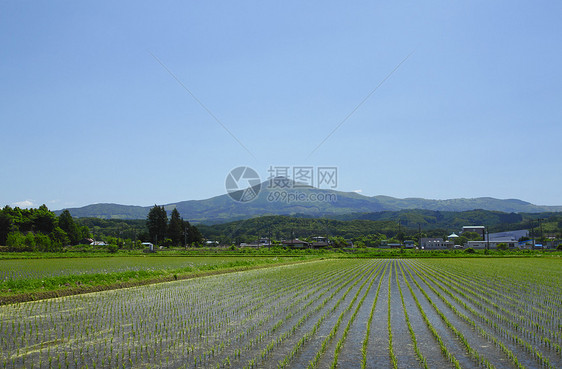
57, 180, 562, 222
372, 196, 556, 213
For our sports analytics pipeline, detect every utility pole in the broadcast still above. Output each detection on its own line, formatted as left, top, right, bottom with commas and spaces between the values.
531, 220, 535, 250
538, 218, 544, 245
486, 227, 490, 250
418, 223, 421, 249
268, 227, 272, 247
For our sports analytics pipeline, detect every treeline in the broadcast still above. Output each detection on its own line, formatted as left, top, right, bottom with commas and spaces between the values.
197, 215, 446, 245
0, 204, 204, 251
146, 206, 202, 246
332, 209, 525, 229
73, 218, 147, 241
0, 205, 90, 251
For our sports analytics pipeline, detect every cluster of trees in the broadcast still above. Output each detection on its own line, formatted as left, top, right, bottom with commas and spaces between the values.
74, 218, 147, 242
0, 205, 90, 251
0, 204, 204, 251
146, 206, 202, 246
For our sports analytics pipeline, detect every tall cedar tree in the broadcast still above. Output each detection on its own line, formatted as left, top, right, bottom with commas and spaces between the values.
58, 210, 81, 245
0, 213, 12, 245
168, 208, 184, 246
185, 220, 203, 245
147, 205, 168, 244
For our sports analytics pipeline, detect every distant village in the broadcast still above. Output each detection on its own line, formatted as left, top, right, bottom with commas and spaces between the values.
205, 225, 561, 251
419, 226, 558, 250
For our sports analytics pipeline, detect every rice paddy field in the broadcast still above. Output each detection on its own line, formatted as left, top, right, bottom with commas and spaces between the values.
1, 257, 561, 368
0, 256, 289, 281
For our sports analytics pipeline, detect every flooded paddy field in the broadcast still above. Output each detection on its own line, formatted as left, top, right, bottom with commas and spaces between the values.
1, 258, 561, 368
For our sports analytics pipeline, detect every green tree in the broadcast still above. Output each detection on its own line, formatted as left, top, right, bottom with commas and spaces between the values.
79, 225, 92, 239
58, 210, 81, 245
33, 205, 57, 234
462, 231, 482, 241
185, 221, 203, 245
0, 213, 12, 245
147, 205, 168, 245
34, 233, 52, 251
24, 232, 36, 249
168, 208, 184, 246
456, 235, 468, 246
496, 242, 508, 250
50, 227, 69, 248
6, 232, 26, 251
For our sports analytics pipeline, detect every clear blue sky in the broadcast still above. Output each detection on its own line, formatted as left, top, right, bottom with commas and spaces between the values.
1, 1, 561, 209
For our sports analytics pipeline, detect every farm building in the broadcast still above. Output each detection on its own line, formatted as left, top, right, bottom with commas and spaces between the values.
461, 226, 486, 239
282, 239, 310, 248
239, 242, 261, 248
310, 241, 330, 248
403, 240, 416, 249
466, 240, 519, 249
487, 229, 529, 241
420, 238, 454, 250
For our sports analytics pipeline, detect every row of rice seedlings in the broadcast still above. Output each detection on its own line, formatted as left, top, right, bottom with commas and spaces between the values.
1, 260, 338, 368
229, 261, 372, 368
414, 258, 562, 355
405, 261, 511, 369
410, 260, 555, 369
484, 259, 562, 309
414, 259, 562, 353
387, 261, 398, 369
360, 261, 388, 369
121, 258, 358, 363
330, 261, 386, 369
422, 259, 562, 337
473, 263, 562, 343
394, 261, 428, 369
241, 261, 376, 367
7, 264, 260, 366
179, 260, 361, 367
410, 261, 529, 369
398, 262, 462, 369
147, 263, 327, 364
232, 265, 337, 341
277, 261, 379, 368
424, 259, 562, 344
151, 262, 308, 362
307, 261, 381, 369
203, 263, 340, 364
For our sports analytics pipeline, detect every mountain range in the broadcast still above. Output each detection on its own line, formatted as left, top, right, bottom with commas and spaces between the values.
57, 180, 562, 223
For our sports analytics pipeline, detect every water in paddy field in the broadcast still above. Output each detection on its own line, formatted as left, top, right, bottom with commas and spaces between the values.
336, 265, 386, 369
1, 258, 561, 368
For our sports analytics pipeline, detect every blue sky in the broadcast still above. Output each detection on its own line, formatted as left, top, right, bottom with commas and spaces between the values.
1, 1, 561, 209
